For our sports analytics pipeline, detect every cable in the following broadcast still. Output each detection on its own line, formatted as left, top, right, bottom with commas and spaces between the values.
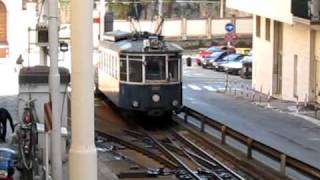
150, 0, 157, 33
108, 0, 219, 3
36, 0, 46, 26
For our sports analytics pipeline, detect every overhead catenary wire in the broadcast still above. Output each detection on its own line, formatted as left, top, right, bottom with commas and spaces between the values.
37, 0, 47, 25
104, 0, 219, 3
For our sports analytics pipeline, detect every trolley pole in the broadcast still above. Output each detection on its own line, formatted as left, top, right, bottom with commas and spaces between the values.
70, 0, 98, 179
158, 0, 163, 17
48, 0, 62, 179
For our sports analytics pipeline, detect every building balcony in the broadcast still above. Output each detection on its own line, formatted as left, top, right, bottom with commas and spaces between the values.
291, 0, 310, 19
292, 0, 320, 22
292, 0, 320, 24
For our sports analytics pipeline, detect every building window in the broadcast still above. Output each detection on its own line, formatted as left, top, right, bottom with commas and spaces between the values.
265, 18, 271, 41
256, 16, 261, 38
0, 2, 6, 43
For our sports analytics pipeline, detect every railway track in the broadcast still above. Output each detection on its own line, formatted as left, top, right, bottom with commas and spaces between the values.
95, 99, 247, 179
95, 97, 320, 180
96, 128, 245, 180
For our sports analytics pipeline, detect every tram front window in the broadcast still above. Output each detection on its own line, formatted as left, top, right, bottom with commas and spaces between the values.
120, 60, 127, 81
145, 56, 166, 80
129, 61, 142, 82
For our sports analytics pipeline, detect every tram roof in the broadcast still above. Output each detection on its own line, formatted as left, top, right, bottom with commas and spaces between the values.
99, 32, 183, 53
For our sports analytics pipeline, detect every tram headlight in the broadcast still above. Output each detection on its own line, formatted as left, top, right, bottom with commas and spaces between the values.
152, 94, 160, 102
132, 100, 139, 108
172, 100, 179, 107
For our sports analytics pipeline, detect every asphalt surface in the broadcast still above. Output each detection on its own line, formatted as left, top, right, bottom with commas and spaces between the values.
182, 63, 320, 169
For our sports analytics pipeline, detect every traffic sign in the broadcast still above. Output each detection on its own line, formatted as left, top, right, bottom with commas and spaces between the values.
224, 32, 238, 42
225, 22, 235, 32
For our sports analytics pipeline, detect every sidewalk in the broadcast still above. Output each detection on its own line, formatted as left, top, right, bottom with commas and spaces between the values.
217, 79, 320, 125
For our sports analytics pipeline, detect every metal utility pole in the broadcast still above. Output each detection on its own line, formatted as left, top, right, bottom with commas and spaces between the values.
158, 0, 163, 17
70, 0, 98, 179
40, 0, 48, 65
48, 0, 62, 179
100, 0, 105, 41
220, 0, 225, 18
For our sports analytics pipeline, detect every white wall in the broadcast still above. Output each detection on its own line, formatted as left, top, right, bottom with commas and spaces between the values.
282, 22, 313, 101
3, 0, 32, 63
186, 20, 206, 36
227, 0, 293, 24
211, 19, 230, 35
162, 20, 182, 37
236, 18, 253, 34
252, 16, 274, 94
112, 18, 252, 37
252, 15, 315, 102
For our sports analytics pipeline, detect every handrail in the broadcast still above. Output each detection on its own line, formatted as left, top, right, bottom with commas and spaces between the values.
178, 106, 320, 179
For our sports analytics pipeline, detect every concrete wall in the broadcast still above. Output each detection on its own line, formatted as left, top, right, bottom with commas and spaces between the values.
252, 16, 274, 94
186, 20, 207, 36
2, 0, 32, 62
227, 0, 320, 102
162, 20, 182, 37
282, 22, 313, 101
227, 0, 293, 24
108, 18, 252, 38
252, 15, 316, 102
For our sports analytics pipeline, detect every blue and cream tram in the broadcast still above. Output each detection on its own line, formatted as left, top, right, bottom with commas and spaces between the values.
96, 31, 183, 117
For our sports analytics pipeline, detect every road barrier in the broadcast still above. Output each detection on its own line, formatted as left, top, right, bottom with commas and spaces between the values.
177, 106, 320, 179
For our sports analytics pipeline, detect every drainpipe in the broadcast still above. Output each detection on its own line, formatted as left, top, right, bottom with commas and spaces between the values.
69, 0, 98, 179
100, 0, 105, 41
48, 0, 62, 179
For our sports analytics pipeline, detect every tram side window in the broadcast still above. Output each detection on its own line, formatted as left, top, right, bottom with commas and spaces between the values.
120, 60, 127, 81
145, 56, 166, 80
129, 61, 142, 82
115, 57, 119, 79
168, 60, 178, 81
103, 53, 106, 72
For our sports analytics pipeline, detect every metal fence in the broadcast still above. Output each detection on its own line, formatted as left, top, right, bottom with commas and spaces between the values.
177, 106, 320, 179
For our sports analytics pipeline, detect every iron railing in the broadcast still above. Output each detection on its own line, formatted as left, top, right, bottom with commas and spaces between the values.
177, 106, 320, 179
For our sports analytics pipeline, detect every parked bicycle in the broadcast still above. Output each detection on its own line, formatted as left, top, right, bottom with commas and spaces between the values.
16, 98, 39, 180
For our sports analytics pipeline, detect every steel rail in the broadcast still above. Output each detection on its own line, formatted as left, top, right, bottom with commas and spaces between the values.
143, 132, 203, 180
172, 131, 244, 180
178, 106, 320, 179
165, 139, 224, 180
95, 131, 178, 169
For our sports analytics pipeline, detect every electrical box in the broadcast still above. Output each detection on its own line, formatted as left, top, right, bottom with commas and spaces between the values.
37, 24, 49, 46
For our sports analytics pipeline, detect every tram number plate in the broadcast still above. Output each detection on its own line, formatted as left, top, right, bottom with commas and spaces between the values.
152, 86, 161, 91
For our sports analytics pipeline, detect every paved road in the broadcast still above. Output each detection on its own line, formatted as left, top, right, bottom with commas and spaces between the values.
182, 64, 320, 170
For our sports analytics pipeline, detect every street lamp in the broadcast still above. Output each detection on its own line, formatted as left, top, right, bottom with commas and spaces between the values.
59, 41, 69, 52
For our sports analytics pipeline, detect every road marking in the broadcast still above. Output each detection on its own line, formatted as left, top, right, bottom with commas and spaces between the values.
188, 84, 202, 91
203, 86, 216, 92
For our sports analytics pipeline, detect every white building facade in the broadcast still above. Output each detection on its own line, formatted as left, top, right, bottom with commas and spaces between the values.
0, 0, 37, 62
227, 0, 320, 103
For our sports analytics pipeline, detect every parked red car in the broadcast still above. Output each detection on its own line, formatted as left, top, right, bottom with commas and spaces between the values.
195, 46, 235, 66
